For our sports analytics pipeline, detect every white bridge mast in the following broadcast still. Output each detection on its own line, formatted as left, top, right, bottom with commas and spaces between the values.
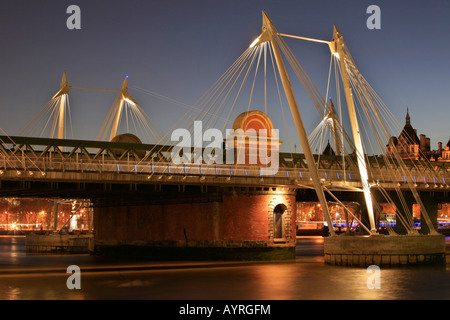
329, 26, 377, 234
109, 77, 139, 141
253, 12, 381, 235
254, 12, 336, 235
51, 72, 71, 140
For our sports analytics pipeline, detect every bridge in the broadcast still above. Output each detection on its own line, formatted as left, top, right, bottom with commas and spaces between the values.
0, 135, 448, 194
2, 12, 448, 265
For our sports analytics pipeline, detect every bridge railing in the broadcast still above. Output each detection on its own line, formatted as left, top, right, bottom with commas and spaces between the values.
0, 134, 448, 188
1, 152, 365, 182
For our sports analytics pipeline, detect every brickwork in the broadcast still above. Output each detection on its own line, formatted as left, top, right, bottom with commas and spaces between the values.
267, 197, 295, 243
95, 201, 219, 242
93, 187, 297, 259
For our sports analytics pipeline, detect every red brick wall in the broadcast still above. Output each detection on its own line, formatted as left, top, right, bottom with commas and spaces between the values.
221, 194, 271, 241
94, 191, 297, 244
95, 202, 219, 242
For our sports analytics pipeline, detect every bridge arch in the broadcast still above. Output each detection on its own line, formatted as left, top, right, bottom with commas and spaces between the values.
267, 196, 293, 242
273, 204, 286, 239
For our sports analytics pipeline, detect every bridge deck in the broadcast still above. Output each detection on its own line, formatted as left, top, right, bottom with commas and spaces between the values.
0, 136, 448, 191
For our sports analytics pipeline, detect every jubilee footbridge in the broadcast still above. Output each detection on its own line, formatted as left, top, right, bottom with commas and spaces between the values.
1, 12, 448, 238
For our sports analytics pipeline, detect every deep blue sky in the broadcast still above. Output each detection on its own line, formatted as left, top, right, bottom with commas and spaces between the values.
0, 0, 449, 152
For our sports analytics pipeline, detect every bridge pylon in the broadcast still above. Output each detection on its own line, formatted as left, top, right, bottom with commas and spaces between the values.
254, 11, 336, 236
96, 77, 144, 142
329, 25, 377, 234
109, 77, 139, 140
50, 71, 71, 140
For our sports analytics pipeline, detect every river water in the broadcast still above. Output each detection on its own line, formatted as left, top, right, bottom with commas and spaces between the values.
0, 235, 448, 300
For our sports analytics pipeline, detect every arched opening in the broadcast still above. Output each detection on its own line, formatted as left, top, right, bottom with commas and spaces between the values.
273, 204, 286, 239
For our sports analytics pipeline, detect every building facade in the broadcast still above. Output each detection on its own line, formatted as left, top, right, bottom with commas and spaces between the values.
386, 109, 449, 162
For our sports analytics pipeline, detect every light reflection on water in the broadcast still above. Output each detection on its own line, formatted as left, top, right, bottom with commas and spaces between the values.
0, 235, 448, 300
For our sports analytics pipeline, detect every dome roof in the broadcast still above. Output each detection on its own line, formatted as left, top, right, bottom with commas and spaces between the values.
110, 133, 143, 144
232, 110, 274, 135
110, 133, 145, 158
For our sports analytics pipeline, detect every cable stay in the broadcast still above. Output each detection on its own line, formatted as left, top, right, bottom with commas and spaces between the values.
19, 72, 73, 140
96, 77, 163, 144
246, 12, 441, 235
20, 72, 162, 145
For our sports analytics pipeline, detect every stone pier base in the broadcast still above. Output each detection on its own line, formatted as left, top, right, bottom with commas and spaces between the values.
92, 186, 298, 261
26, 233, 94, 254
93, 240, 296, 261
324, 234, 446, 267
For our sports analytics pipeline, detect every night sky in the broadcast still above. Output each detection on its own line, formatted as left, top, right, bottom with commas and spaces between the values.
0, 0, 449, 153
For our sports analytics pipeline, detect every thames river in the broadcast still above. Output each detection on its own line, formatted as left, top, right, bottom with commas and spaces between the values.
0, 235, 448, 300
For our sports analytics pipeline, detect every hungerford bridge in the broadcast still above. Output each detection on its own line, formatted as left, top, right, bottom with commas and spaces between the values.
3, 12, 448, 265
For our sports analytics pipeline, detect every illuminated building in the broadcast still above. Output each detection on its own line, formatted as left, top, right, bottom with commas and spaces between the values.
386, 109, 447, 161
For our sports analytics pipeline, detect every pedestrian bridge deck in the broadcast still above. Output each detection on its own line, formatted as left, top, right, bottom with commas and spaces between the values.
0, 135, 448, 191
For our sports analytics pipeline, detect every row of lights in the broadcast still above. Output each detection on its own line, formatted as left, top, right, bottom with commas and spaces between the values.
1, 165, 448, 191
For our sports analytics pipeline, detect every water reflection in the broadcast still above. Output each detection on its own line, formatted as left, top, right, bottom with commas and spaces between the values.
250, 263, 298, 300
0, 236, 448, 299
0, 236, 24, 265
4, 286, 21, 300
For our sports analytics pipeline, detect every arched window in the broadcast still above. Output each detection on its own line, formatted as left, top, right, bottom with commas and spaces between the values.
273, 204, 286, 239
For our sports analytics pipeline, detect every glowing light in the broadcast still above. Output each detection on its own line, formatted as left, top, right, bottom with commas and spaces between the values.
122, 97, 136, 105
273, 195, 284, 204
249, 38, 260, 48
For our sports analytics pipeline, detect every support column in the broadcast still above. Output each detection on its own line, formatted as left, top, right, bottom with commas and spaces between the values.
391, 191, 414, 235
419, 193, 439, 235
53, 200, 58, 231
